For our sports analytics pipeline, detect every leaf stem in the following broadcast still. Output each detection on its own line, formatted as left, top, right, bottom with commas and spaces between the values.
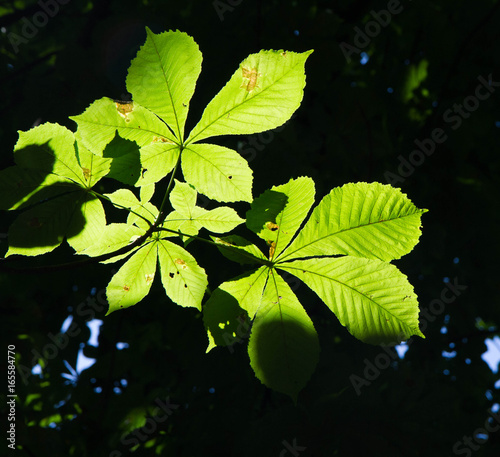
156, 147, 183, 226
157, 227, 271, 266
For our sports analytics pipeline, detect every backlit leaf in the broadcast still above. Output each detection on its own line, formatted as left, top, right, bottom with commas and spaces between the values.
248, 269, 319, 402
106, 242, 158, 313
278, 256, 425, 345
187, 49, 313, 143
281, 182, 427, 262
126, 28, 202, 140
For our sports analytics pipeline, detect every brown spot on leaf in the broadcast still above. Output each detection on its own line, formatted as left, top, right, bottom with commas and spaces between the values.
116, 101, 133, 117
268, 241, 276, 259
145, 273, 154, 284
265, 221, 279, 231
123, 285, 130, 291
240, 67, 261, 92
175, 259, 188, 270
152, 136, 174, 144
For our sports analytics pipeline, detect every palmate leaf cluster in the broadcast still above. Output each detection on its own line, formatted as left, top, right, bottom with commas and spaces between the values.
0, 28, 427, 399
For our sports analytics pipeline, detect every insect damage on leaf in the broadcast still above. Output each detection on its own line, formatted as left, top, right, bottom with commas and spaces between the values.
82, 168, 91, 181
152, 136, 175, 144
175, 258, 188, 270
268, 240, 276, 259
116, 101, 134, 122
240, 67, 261, 92
265, 221, 279, 231
145, 273, 154, 284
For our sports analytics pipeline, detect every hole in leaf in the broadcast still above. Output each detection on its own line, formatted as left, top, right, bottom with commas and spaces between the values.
169, 272, 174, 278
265, 221, 279, 231
228, 175, 233, 179
184, 284, 188, 288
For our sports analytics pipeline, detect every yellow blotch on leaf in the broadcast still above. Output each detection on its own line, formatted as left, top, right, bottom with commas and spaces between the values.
145, 273, 154, 284
240, 67, 261, 92
116, 101, 134, 122
268, 241, 276, 259
175, 258, 188, 270
82, 168, 91, 181
265, 221, 279, 231
152, 136, 174, 144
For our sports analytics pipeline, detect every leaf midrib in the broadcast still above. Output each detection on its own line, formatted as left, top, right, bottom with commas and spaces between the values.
185, 55, 305, 145
278, 210, 424, 262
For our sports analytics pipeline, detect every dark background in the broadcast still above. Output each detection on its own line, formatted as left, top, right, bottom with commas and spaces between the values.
1, 0, 500, 455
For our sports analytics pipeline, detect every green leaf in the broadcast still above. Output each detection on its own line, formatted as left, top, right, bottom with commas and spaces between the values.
66, 193, 107, 253
105, 189, 140, 209
137, 142, 180, 186
246, 177, 315, 260
101, 133, 142, 186
203, 287, 250, 352
157, 239, 208, 310
278, 256, 425, 345
190, 206, 244, 234
248, 269, 319, 402
169, 179, 197, 214
6, 191, 84, 257
402, 59, 429, 103
14, 123, 86, 186
212, 266, 269, 319
127, 202, 158, 231
182, 143, 252, 202
140, 184, 155, 203
212, 235, 267, 265
187, 49, 313, 143
106, 242, 158, 314
162, 211, 200, 239
126, 28, 202, 140
75, 140, 112, 187
0, 166, 76, 211
70, 97, 178, 156
281, 182, 427, 262
203, 267, 269, 350
167, 179, 244, 234
78, 223, 143, 259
